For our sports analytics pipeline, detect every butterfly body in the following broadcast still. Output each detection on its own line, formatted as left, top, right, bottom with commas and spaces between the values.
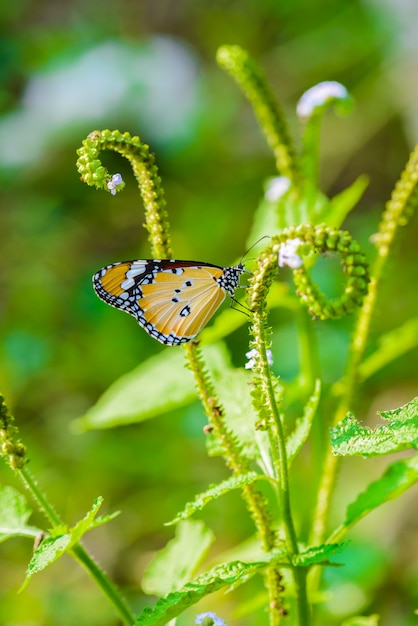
93, 259, 245, 345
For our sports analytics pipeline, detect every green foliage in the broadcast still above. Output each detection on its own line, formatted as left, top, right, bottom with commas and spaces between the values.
331, 454, 418, 542
0, 486, 40, 543
136, 560, 267, 626
142, 520, 215, 596
136, 542, 347, 626
318, 176, 369, 228
358, 317, 418, 381
76, 343, 231, 430
1, 25, 418, 626
286, 379, 321, 465
340, 615, 380, 626
22, 497, 119, 589
166, 472, 260, 525
292, 542, 348, 568
331, 397, 418, 457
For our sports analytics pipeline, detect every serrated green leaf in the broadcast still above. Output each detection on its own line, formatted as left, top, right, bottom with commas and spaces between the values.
138, 540, 346, 626
24, 534, 72, 584
293, 542, 348, 567
379, 397, 418, 424
330, 398, 418, 457
70, 497, 119, 542
166, 472, 259, 525
359, 317, 418, 381
142, 520, 215, 596
138, 541, 341, 625
75, 343, 232, 431
136, 560, 266, 626
333, 454, 418, 539
0, 486, 40, 543
286, 379, 321, 465
22, 496, 116, 588
341, 613, 380, 626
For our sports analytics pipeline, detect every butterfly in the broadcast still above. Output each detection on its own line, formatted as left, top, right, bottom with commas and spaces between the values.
92, 259, 246, 345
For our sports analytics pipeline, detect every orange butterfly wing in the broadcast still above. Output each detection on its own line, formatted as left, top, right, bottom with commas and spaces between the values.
93, 260, 243, 345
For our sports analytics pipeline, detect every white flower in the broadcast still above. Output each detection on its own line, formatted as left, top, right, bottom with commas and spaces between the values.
278, 238, 303, 269
265, 176, 291, 202
195, 612, 226, 626
245, 348, 273, 370
107, 173, 124, 195
296, 81, 348, 121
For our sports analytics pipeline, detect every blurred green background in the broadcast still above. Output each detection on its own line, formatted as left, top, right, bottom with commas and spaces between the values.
1, 1, 417, 625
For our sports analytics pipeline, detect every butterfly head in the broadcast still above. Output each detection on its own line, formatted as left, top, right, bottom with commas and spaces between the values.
217, 263, 246, 297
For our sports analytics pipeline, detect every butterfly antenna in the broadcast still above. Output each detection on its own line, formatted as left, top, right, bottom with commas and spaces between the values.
240, 235, 270, 264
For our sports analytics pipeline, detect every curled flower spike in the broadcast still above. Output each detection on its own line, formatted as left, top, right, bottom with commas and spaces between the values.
246, 348, 273, 370
76, 129, 171, 258
297, 81, 350, 121
278, 238, 303, 269
107, 173, 124, 195
195, 611, 227, 626
265, 176, 291, 202
249, 224, 369, 320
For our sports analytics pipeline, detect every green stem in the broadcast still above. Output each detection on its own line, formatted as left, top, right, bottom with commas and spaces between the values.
296, 308, 320, 395
184, 342, 285, 622
71, 544, 135, 626
18, 467, 136, 626
295, 306, 326, 505
309, 145, 418, 593
300, 115, 321, 190
254, 314, 310, 626
19, 467, 63, 526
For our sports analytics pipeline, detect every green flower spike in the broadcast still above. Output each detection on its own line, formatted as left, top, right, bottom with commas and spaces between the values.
249, 224, 369, 320
0, 394, 27, 470
76, 129, 171, 259
217, 45, 299, 183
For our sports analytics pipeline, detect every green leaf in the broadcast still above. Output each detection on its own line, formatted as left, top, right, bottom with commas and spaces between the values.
286, 379, 321, 465
341, 614, 380, 625
23, 535, 72, 587
0, 486, 40, 543
166, 472, 259, 525
331, 398, 418, 457
359, 317, 418, 381
136, 541, 347, 626
324, 175, 369, 227
68, 497, 119, 543
135, 560, 266, 626
246, 177, 291, 244
293, 542, 348, 567
22, 497, 117, 587
379, 398, 418, 424
142, 520, 215, 596
205, 366, 261, 460
334, 454, 418, 538
75, 343, 231, 431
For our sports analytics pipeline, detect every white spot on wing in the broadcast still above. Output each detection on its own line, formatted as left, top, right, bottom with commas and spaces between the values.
126, 264, 146, 279
121, 278, 135, 290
